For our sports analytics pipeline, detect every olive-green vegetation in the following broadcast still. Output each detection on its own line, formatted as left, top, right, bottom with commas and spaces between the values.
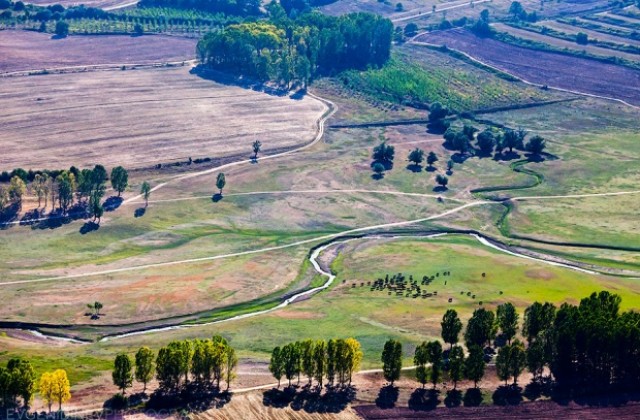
197, 8, 393, 88
337, 46, 553, 112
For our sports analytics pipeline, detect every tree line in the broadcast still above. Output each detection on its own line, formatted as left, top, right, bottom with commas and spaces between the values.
197, 4, 393, 89
269, 338, 363, 388
442, 124, 546, 158
0, 358, 71, 414
0, 165, 129, 221
110, 336, 237, 409
380, 291, 640, 398
138, 0, 261, 17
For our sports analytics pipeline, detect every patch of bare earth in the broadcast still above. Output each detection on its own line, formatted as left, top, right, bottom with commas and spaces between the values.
0, 30, 197, 74
0, 66, 326, 170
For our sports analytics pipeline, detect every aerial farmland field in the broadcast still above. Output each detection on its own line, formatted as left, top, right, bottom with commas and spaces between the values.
1, 0, 640, 418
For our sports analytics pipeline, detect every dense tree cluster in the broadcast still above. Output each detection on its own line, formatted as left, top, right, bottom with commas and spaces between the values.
269, 338, 363, 388
138, 0, 261, 17
508, 1, 538, 22
383, 291, 640, 399
197, 7, 393, 88
0, 165, 129, 223
0, 358, 37, 411
443, 124, 546, 157
108, 337, 236, 409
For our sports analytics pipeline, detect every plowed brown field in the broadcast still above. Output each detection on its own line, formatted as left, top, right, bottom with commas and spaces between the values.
0, 30, 197, 74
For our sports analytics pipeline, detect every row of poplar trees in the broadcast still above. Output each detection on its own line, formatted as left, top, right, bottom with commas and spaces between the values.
269, 338, 363, 388
113, 336, 238, 395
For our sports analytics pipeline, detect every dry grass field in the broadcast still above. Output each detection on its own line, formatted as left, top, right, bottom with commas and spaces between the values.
0, 31, 197, 74
0, 66, 326, 170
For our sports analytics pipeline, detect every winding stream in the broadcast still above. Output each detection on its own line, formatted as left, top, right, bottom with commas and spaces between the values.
14, 230, 605, 344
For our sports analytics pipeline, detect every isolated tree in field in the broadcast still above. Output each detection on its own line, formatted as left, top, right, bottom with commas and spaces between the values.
32, 173, 49, 208
476, 129, 496, 155
381, 339, 402, 385
372, 162, 385, 178
441, 309, 462, 349
465, 308, 496, 348
112, 353, 133, 395
216, 173, 226, 195
110, 166, 128, 197
435, 174, 449, 189
140, 181, 151, 207
525, 135, 546, 155
414, 342, 429, 388
87, 301, 103, 317
408, 148, 424, 166
426, 151, 438, 169
372, 142, 395, 167
523, 302, 556, 344
55, 20, 69, 37
464, 345, 486, 388
135, 347, 155, 392
497, 302, 519, 344
252, 140, 262, 159
426, 340, 443, 389
448, 345, 465, 389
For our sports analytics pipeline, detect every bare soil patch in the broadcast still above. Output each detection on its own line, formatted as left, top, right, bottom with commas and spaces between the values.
0, 30, 197, 74
415, 29, 640, 106
0, 66, 326, 170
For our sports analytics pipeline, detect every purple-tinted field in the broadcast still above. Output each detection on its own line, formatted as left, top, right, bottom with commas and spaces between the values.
0, 30, 197, 74
415, 29, 640, 106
